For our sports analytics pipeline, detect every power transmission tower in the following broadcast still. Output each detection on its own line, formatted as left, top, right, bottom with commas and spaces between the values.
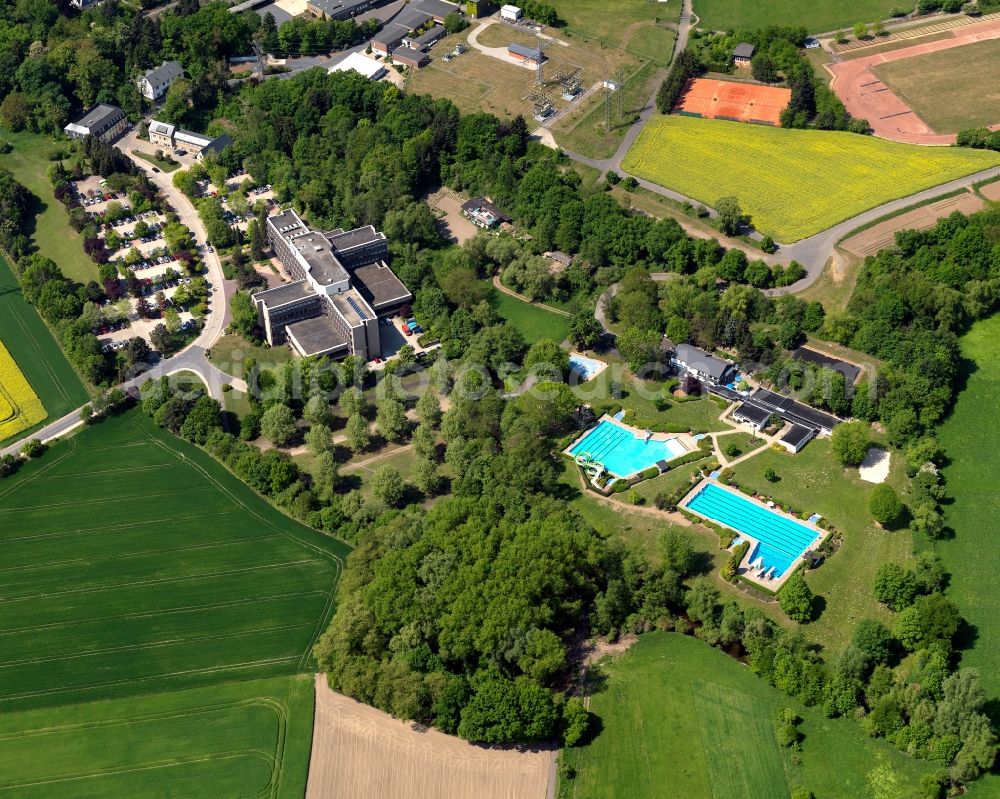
534, 33, 553, 87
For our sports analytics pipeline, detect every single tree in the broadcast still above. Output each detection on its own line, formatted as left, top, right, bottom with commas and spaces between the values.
376, 397, 408, 443
305, 423, 334, 456
260, 402, 297, 447
345, 412, 370, 452
831, 420, 870, 466
870, 484, 904, 527
779, 571, 814, 622
370, 464, 405, 506
715, 196, 747, 236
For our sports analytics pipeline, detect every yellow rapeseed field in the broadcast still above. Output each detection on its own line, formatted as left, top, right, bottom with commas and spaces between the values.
0, 338, 46, 442
622, 116, 1000, 242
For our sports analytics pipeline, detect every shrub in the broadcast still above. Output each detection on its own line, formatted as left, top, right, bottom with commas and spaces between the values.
764, 467, 778, 482
721, 540, 750, 581
628, 490, 643, 505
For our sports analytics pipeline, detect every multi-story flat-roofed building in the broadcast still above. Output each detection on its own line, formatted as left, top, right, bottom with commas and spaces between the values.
258, 209, 409, 361
63, 105, 128, 142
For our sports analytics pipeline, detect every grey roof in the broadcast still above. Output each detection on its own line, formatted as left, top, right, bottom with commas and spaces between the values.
294, 232, 350, 286
674, 343, 734, 382
286, 317, 349, 356
149, 119, 176, 137
547, 250, 572, 265
411, 25, 446, 47
199, 132, 233, 157
392, 46, 428, 64
141, 60, 182, 86
67, 104, 124, 132
328, 224, 383, 252
780, 423, 816, 449
733, 42, 755, 58
352, 262, 411, 309
413, 0, 458, 19
791, 346, 861, 385
253, 280, 314, 308
509, 42, 544, 61
374, 22, 410, 45
331, 288, 376, 326
460, 197, 511, 221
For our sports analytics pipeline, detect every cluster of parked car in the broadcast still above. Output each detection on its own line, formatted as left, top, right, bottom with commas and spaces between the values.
101, 339, 130, 354
247, 183, 272, 197
398, 317, 423, 337
94, 319, 129, 336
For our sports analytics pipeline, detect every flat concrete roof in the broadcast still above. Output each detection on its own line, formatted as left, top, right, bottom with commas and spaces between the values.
287, 317, 349, 356
351, 262, 411, 309
294, 233, 350, 286
254, 280, 314, 308
331, 288, 375, 326
329, 224, 383, 252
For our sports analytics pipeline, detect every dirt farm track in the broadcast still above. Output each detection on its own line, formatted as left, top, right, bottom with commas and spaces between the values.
827, 16, 1000, 145
305, 675, 555, 799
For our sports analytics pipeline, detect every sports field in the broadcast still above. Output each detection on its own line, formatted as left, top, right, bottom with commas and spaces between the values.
676, 78, 790, 126
559, 633, 933, 799
0, 675, 314, 798
0, 409, 348, 712
0, 338, 46, 442
872, 38, 1000, 134
0, 254, 89, 442
691, 0, 900, 35
621, 116, 1000, 241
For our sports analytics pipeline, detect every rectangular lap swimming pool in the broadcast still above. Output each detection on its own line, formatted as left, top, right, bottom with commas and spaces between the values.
569, 353, 607, 382
684, 482, 821, 578
569, 419, 688, 478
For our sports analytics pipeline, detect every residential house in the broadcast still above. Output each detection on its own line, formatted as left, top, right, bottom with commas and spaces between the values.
137, 61, 183, 101
672, 343, 737, 385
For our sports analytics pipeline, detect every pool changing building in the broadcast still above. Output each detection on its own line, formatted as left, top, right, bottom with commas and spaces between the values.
254, 209, 412, 361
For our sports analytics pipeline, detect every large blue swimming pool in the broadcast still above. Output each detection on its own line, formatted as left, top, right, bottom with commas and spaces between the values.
569, 420, 688, 478
685, 482, 820, 577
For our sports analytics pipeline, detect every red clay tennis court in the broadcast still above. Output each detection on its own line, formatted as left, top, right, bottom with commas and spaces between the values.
674, 78, 791, 126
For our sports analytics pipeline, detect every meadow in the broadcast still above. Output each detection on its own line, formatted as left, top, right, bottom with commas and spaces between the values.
488, 287, 571, 343
0, 253, 89, 443
730, 437, 914, 655
0, 338, 46, 443
621, 116, 1000, 241
872, 38, 1000, 134
933, 314, 1000, 798
0, 128, 98, 284
560, 633, 932, 799
0, 409, 349, 712
0, 675, 315, 799
690, 0, 901, 35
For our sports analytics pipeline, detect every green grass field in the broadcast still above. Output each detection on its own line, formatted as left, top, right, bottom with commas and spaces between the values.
560, 633, 933, 799
0, 253, 90, 444
691, 0, 901, 35
488, 288, 571, 343
554, 0, 681, 49
621, 116, 1000, 241
932, 314, 1000, 798
0, 675, 314, 798
872, 38, 1000, 134
0, 409, 348, 712
0, 129, 99, 284
730, 438, 914, 655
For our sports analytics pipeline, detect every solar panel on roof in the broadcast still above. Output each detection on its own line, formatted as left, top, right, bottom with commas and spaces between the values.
346, 295, 368, 321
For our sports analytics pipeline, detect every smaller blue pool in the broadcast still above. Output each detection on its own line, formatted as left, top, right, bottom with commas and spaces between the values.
685, 482, 820, 577
569, 353, 606, 382
569, 419, 688, 477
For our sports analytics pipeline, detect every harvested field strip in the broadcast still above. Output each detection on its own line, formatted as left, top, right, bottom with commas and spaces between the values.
0, 409, 349, 712
0, 675, 315, 799
622, 115, 1000, 241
